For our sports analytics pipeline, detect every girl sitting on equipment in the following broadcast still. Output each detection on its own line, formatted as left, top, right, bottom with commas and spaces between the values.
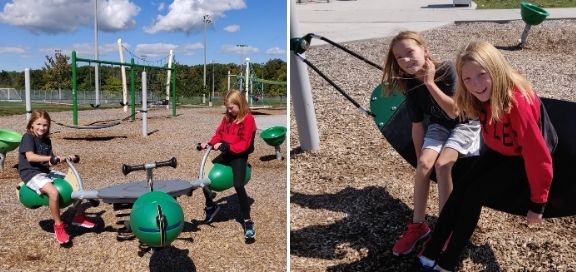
418, 41, 556, 271
199, 90, 257, 239
381, 31, 481, 256
18, 110, 95, 245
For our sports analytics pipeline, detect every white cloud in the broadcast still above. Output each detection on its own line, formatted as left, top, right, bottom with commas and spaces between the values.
46, 42, 124, 57
98, 0, 140, 32
266, 47, 285, 55
158, 2, 165, 11
135, 43, 179, 58
176, 42, 202, 56
223, 24, 239, 33
221, 44, 258, 55
0, 0, 140, 34
144, 0, 246, 34
0, 46, 26, 54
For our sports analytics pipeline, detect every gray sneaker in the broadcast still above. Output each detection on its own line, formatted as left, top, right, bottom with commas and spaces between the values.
204, 205, 220, 223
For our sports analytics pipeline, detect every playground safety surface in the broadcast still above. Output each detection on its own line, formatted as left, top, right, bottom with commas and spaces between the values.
0, 106, 287, 271
290, 19, 576, 271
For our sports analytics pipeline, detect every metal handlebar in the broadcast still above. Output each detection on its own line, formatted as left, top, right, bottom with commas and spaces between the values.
122, 157, 177, 176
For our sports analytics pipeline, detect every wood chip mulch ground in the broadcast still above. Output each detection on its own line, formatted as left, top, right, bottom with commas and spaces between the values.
0, 106, 287, 271
290, 19, 576, 272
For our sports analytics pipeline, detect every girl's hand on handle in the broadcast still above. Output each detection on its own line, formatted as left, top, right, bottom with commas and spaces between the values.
198, 143, 207, 150
213, 143, 222, 151
527, 210, 544, 225
49, 155, 61, 166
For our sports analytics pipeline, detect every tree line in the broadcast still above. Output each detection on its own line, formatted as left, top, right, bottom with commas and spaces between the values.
0, 52, 287, 98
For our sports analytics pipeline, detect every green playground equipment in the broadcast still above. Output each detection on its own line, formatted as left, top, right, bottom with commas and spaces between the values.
207, 163, 252, 192
130, 191, 184, 248
519, 2, 549, 48
260, 126, 287, 160
369, 85, 405, 129
71, 51, 177, 126
0, 128, 22, 171
18, 178, 74, 209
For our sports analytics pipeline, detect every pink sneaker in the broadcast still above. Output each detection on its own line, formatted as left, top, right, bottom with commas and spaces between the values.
72, 215, 96, 228
54, 223, 70, 244
392, 222, 431, 256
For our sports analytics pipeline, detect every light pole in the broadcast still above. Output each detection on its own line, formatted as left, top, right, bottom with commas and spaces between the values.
236, 44, 246, 91
211, 60, 215, 105
93, 0, 100, 107
203, 14, 212, 105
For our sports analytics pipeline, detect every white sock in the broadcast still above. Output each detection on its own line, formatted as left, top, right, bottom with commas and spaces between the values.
418, 255, 435, 268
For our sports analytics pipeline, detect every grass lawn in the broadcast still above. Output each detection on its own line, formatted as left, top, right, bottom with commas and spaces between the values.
475, 0, 576, 9
0, 102, 116, 117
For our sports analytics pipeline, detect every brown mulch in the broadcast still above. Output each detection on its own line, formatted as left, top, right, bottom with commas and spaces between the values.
290, 20, 576, 271
0, 107, 286, 271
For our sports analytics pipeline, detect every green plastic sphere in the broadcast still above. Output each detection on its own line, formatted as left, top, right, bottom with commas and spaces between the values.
0, 128, 22, 154
130, 192, 184, 248
18, 178, 74, 209
260, 126, 287, 147
132, 191, 177, 211
520, 2, 549, 26
208, 163, 251, 192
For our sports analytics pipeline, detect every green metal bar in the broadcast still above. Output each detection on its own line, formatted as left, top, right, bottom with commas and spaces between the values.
171, 64, 177, 117
75, 57, 174, 71
130, 58, 136, 121
71, 51, 78, 125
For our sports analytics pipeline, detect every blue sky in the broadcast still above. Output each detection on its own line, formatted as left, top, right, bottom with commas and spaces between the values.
0, 0, 287, 71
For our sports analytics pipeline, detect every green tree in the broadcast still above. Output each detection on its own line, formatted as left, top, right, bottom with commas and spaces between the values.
42, 52, 70, 91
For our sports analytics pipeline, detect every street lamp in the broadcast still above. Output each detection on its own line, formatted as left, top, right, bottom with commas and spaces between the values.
203, 14, 212, 105
211, 60, 215, 105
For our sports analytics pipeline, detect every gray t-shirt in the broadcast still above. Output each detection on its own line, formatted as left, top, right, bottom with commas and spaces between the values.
405, 61, 460, 129
18, 133, 54, 182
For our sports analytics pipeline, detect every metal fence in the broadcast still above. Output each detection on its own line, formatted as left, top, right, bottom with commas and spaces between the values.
1, 89, 287, 107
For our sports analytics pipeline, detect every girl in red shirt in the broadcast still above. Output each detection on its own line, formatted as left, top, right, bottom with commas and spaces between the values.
418, 41, 555, 271
199, 90, 257, 239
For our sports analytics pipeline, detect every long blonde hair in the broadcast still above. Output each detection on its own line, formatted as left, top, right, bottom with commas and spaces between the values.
26, 110, 52, 137
455, 41, 533, 123
224, 90, 250, 123
381, 31, 441, 96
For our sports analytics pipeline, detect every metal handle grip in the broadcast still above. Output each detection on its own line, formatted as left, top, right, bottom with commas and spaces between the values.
122, 157, 177, 176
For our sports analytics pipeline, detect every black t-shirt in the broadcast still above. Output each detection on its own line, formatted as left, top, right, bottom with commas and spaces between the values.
18, 133, 54, 182
404, 61, 459, 129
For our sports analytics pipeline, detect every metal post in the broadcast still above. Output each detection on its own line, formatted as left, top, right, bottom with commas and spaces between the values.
166, 49, 173, 109
245, 58, 250, 103
24, 68, 31, 121
142, 71, 148, 137
227, 70, 231, 92
130, 58, 136, 121
93, 0, 100, 107
211, 60, 215, 106
171, 65, 177, 117
118, 38, 128, 112
72, 51, 78, 125
290, 0, 320, 151
203, 15, 212, 105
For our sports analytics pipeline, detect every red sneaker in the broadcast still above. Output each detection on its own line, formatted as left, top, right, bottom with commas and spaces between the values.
393, 222, 431, 256
72, 215, 96, 228
54, 223, 70, 244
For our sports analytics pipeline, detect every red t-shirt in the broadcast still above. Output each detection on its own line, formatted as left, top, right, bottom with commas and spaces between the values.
209, 112, 257, 154
479, 89, 553, 204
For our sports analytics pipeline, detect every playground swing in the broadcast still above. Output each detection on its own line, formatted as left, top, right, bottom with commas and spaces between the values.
52, 110, 139, 130
291, 32, 576, 218
144, 69, 169, 107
